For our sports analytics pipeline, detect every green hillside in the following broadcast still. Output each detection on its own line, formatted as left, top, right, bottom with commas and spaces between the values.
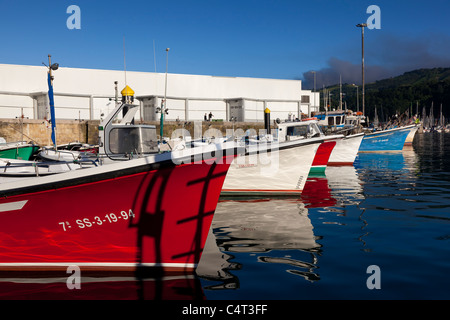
318, 68, 450, 123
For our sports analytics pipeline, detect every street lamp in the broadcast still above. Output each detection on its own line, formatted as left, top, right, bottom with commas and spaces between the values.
311, 71, 316, 113
160, 48, 170, 141
356, 23, 367, 117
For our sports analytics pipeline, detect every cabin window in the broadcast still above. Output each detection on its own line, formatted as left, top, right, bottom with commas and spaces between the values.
336, 116, 341, 125
287, 125, 308, 137
109, 126, 158, 154
328, 117, 335, 126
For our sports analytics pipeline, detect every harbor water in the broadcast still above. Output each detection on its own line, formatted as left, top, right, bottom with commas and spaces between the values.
1, 133, 449, 300
198, 132, 450, 300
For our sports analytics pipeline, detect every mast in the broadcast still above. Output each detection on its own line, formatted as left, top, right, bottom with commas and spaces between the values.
339, 74, 342, 111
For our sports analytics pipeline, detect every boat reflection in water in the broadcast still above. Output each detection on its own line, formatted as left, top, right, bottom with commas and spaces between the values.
0, 272, 205, 300
197, 197, 322, 288
197, 163, 367, 293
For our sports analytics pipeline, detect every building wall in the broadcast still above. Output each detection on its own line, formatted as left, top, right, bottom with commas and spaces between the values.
0, 63, 319, 122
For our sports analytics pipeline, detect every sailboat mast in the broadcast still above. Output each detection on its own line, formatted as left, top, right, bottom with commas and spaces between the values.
339, 75, 342, 111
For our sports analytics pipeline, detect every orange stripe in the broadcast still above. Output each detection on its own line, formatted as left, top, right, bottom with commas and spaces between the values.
327, 162, 354, 166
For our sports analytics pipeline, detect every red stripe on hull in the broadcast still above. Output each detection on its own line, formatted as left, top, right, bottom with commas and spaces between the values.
0, 156, 234, 273
311, 141, 337, 167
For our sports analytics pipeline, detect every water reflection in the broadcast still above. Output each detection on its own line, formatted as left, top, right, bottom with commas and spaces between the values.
0, 273, 205, 300
414, 133, 450, 175
198, 198, 322, 287
199, 136, 450, 299
352, 147, 422, 252
355, 148, 420, 212
195, 228, 239, 290
198, 164, 369, 291
326, 166, 365, 206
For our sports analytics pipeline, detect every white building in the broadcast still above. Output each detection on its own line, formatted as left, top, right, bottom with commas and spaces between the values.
0, 63, 319, 122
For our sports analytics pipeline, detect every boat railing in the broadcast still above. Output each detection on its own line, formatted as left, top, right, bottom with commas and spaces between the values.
40, 147, 81, 161
0, 158, 91, 177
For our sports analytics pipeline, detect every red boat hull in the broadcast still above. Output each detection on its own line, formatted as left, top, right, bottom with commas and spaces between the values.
0, 155, 234, 275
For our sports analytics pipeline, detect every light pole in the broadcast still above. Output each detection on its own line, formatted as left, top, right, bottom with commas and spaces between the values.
352, 84, 359, 112
356, 23, 367, 117
160, 48, 170, 141
311, 71, 316, 113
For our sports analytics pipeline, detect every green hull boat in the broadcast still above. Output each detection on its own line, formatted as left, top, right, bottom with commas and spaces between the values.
0, 142, 40, 160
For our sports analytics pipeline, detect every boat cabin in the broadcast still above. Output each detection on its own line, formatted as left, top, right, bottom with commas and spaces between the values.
99, 103, 159, 158
276, 120, 324, 143
345, 112, 366, 126
314, 111, 346, 129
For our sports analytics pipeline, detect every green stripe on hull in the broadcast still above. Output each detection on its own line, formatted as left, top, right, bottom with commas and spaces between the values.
308, 166, 326, 175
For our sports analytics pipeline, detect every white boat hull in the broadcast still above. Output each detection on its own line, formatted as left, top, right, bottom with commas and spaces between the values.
328, 133, 364, 166
222, 140, 321, 195
404, 125, 419, 145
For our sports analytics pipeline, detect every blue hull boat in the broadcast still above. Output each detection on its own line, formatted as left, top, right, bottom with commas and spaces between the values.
359, 125, 416, 152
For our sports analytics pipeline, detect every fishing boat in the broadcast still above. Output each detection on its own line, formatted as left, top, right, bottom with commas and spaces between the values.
56, 141, 98, 153
359, 124, 417, 152
39, 142, 98, 160
0, 98, 241, 276
306, 110, 365, 166
0, 141, 39, 160
221, 119, 343, 196
314, 110, 347, 131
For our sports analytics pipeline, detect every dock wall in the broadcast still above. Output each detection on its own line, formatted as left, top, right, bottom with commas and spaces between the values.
0, 119, 268, 146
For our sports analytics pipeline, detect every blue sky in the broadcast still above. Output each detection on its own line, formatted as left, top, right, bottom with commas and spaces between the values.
2, 0, 450, 88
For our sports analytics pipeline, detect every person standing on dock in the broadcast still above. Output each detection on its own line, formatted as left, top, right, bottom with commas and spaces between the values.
209, 112, 214, 121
